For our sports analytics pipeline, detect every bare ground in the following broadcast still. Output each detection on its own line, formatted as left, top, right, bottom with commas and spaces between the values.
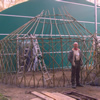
0, 83, 100, 100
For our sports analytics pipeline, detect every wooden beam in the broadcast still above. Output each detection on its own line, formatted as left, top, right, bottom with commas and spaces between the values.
31, 91, 54, 100
42, 91, 76, 100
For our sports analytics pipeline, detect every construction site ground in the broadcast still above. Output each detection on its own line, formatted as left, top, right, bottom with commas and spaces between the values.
0, 83, 100, 100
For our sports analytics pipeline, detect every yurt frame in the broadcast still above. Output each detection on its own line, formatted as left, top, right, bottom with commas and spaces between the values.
0, 7, 100, 87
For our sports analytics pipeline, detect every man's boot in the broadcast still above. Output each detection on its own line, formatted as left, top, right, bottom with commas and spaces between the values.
72, 84, 76, 88
76, 83, 83, 87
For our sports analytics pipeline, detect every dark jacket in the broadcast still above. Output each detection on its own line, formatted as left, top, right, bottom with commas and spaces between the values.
68, 49, 83, 66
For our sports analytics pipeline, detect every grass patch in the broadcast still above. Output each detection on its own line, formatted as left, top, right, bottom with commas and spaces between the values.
0, 93, 10, 100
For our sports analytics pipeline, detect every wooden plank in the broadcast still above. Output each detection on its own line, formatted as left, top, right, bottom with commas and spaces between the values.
42, 91, 76, 100
30, 98, 42, 100
31, 91, 54, 100
53, 92, 76, 100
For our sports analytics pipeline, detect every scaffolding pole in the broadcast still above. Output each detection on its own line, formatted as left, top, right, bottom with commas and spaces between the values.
95, 0, 97, 36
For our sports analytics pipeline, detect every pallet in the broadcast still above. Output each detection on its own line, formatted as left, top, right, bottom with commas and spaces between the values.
65, 92, 97, 100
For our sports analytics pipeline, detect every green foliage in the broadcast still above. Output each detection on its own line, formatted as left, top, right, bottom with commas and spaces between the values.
0, 93, 10, 100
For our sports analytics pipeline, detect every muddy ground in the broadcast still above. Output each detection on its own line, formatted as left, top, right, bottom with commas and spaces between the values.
0, 83, 100, 100
0, 70, 100, 100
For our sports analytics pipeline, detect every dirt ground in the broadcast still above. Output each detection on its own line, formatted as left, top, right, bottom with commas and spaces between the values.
0, 83, 100, 100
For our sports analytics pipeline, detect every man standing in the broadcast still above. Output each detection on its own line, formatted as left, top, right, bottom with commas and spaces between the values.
68, 42, 83, 88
